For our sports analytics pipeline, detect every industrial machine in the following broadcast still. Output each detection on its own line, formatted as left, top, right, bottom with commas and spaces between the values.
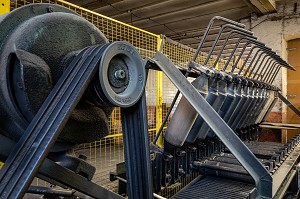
0, 3, 149, 199
1, 3, 300, 199
144, 17, 300, 199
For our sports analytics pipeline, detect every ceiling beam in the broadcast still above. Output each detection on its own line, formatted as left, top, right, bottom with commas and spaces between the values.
248, 0, 277, 13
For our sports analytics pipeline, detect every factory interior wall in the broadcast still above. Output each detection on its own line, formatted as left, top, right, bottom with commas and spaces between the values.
285, 38, 300, 140
241, 1, 300, 142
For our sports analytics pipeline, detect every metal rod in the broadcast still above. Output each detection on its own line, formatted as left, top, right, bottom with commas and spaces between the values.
204, 24, 253, 65
259, 61, 276, 81
270, 66, 282, 83
211, 30, 256, 68
253, 56, 273, 79
259, 55, 277, 79
264, 64, 280, 83
278, 92, 300, 118
230, 39, 267, 73
243, 48, 264, 75
263, 63, 279, 82
153, 91, 180, 144
193, 16, 245, 61
250, 54, 269, 78
237, 45, 265, 75
230, 41, 253, 73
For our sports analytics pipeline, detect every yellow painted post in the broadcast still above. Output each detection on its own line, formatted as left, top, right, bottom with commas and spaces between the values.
156, 36, 163, 147
0, 161, 3, 169
0, 0, 9, 15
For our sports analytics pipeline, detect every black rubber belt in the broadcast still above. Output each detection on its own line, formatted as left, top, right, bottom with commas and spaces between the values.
0, 44, 110, 198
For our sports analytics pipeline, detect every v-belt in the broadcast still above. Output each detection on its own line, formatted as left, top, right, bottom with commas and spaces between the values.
0, 44, 109, 198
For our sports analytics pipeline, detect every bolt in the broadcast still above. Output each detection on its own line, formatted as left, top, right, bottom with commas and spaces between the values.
114, 69, 126, 80
47, 6, 54, 13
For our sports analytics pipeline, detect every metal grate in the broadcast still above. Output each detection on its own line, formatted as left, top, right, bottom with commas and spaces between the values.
172, 176, 255, 199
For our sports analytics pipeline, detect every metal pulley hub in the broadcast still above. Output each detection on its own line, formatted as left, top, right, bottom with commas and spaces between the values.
95, 42, 145, 108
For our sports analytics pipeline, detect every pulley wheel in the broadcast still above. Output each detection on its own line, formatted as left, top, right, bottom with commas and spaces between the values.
96, 41, 146, 108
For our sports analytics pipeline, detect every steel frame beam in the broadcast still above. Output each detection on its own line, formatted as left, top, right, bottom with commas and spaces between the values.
38, 158, 123, 199
278, 92, 300, 118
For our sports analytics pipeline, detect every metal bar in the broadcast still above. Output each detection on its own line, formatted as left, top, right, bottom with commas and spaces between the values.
211, 31, 256, 68
260, 61, 277, 82
155, 19, 253, 145
37, 158, 123, 199
265, 64, 279, 83
192, 16, 245, 61
213, 35, 256, 70
155, 35, 163, 147
238, 45, 263, 75
269, 66, 281, 83
248, 51, 270, 76
27, 186, 74, 197
236, 41, 272, 76
250, 54, 269, 77
231, 39, 269, 74
242, 48, 264, 75
278, 92, 300, 118
244, 45, 271, 78
153, 92, 180, 144
204, 24, 253, 65
263, 64, 279, 82
257, 58, 275, 80
149, 51, 272, 198
253, 56, 273, 79
121, 94, 153, 199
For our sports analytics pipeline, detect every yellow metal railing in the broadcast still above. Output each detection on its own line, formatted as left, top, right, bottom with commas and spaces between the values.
156, 36, 163, 147
0, 0, 9, 14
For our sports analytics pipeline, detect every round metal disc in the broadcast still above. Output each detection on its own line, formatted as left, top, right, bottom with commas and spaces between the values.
98, 41, 146, 107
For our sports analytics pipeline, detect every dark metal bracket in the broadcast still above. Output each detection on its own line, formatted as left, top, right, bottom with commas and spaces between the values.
278, 92, 300, 118
146, 51, 273, 198
38, 158, 123, 199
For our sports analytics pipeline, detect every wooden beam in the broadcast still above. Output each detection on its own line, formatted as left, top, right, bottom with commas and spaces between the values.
249, 0, 276, 13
